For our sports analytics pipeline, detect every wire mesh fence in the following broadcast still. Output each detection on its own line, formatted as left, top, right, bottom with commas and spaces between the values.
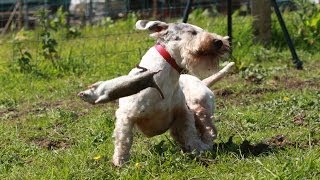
0, 0, 251, 71
0, 0, 252, 29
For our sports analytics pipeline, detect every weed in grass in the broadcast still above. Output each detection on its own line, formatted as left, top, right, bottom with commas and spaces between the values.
14, 47, 33, 73
240, 64, 269, 84
0, 98, 17, 110
38, 9, 59, 64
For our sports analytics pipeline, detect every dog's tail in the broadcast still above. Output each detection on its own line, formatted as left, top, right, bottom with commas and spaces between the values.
202, 62, 235, 87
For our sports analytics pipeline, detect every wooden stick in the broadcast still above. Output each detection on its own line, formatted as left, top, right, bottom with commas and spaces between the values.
1, 2, 20, 36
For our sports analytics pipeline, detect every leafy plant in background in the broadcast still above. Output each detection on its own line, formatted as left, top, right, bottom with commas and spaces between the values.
16, 47, 33, 73
54, 49, 90, 75
293, 0, 320, 49
100, 17, 115, 27
38, 9, 59, 67
10, 30, 34, 73
10, 38, 48, 78
49, 7, 68, 31
66, 26, 81, 39
189, 5, 224, 21
50, 7, 81, 39
38, 7, 81, 67
240, 64, 269, 84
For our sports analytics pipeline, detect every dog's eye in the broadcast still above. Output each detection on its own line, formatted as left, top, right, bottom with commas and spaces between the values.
186, 30, 197, 35
190, 30, 197, 35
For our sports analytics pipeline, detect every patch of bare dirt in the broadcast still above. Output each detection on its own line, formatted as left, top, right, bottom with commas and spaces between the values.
1, 99, 92, 120
265, 134, 292, 148
249, 87, 278, 95
272, 76, 320, 89
293, 113, 306, 126
31, 137, 71, 150
0, 108, 19, 119
215, 89, 234, 97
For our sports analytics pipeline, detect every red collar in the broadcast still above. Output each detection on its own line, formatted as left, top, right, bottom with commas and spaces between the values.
154, 43, 184, 74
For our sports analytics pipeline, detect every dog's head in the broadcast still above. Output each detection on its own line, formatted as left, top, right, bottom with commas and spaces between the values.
136, 20, 230, 78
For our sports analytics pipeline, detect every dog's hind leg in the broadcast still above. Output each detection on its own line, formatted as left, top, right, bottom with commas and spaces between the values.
193, 105, 217, 146
170, 105, 211, 153
112, 110, 134, 167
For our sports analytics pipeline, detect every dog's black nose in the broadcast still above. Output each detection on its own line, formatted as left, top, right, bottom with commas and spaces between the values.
213, 39, 223, 49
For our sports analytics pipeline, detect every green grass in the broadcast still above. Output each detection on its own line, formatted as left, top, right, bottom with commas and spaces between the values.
0, 11, 320, 179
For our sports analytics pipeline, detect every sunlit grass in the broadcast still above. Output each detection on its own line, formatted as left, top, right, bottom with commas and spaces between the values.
0, 11, 319, 179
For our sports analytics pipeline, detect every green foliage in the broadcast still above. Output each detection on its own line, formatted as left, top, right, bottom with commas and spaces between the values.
9, 30, 32, 73
53, 49, 90, 76
49, 7, 68, 31
294, 0, 320, 49
50, 7, 81, 39
38, 9, 59, 65
66, 26, 81, 39
14, 46, 33, 73
272, 1, 320, 51
0, 98, 17, 110
240, 64, 269, 84
40, 31, 59, 60
99, 17, 115, 27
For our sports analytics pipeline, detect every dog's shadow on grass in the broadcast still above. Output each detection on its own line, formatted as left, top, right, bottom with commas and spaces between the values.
151, 134, 291, 166
199, 135, 292, 166
212, 136, 281, 157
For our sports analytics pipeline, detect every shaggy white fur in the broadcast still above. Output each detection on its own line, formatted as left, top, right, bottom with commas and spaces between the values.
111, 20, 233, 166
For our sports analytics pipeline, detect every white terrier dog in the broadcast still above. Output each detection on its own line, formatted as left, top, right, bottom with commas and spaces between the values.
80, 20, 233, 166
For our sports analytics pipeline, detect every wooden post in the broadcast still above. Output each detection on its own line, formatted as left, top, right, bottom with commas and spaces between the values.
18, 0, 23, 30
227, 0, 232, 54
152, 0, 158, 18
23, 0, 29, 29
182, 0, 192, 23
89, 0, 93, 25
1, 2, 20, 35
251, 0, 271, 45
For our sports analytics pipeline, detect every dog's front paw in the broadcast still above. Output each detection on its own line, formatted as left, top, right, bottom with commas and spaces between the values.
78, 89, 98, 104
186, 140, 212, 154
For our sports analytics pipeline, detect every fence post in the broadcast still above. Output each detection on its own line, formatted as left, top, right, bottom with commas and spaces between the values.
89, 0, 93, 25
66, 0, 71, 27
227, 0, 232, 54
126, 0, 130, 13
271, 0, 303, 69
152, 0, 158, 18
23, 0, 29, 30
1, 2, 20, 35
251, 0, 271, 45
182, 0, 192, 23
44, 0, 48, 9
18, 0, 23, 30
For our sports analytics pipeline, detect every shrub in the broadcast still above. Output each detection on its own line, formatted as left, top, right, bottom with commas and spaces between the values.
272, 0, 320, 52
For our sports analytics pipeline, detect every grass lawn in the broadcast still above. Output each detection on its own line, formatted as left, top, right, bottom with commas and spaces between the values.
0, 12, 319, 179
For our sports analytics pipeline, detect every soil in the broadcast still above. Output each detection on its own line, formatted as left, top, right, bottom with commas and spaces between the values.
30, 137, 71, 150
0, 99, 92, 120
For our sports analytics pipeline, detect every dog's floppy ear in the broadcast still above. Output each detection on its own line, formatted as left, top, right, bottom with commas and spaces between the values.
135, 20, 168, 38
